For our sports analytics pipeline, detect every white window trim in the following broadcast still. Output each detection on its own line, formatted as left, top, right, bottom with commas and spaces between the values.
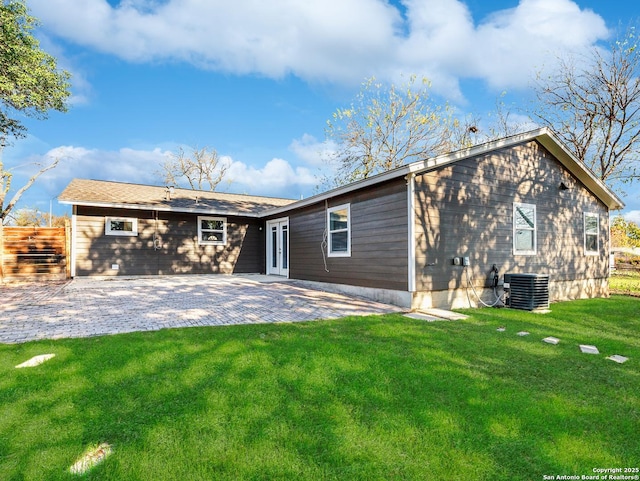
327, 203, 351, 257
513, 202, 536, 256
197, 216, 227, 246
584, 212, 599, 256
105, 217, 138, 236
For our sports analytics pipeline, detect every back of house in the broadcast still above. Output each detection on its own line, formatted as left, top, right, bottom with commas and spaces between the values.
59, 128, 624, 310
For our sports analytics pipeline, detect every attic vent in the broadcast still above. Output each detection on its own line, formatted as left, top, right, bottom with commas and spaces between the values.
504, 273, 549, 311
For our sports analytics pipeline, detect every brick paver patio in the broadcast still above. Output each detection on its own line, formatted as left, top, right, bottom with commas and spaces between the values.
0, 275, 402, 344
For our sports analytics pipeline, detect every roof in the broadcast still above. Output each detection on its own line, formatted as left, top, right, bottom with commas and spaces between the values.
264, 127, 625, 216
59, 128, 625, 218
58, 179, 296, 217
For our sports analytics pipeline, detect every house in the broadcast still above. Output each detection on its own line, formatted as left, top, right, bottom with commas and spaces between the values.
59, 128, 625, 309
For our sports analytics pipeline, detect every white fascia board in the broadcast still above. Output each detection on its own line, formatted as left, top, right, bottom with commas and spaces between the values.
57, 200, 264, 218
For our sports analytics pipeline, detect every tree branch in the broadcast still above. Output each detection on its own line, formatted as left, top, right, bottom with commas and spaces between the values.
1, 156, 60, 223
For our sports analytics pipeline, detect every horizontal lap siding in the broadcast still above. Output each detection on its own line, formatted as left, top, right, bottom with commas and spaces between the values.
74, 207, 264, 276
414, 140, 610, 291
1, 226, 68, 278
288, 179, 409, 291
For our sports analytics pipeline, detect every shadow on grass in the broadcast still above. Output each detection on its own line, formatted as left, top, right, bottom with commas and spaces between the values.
0, 296, 639, 480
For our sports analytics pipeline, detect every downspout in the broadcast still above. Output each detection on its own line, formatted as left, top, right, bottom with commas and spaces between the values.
406, 173, 416, 298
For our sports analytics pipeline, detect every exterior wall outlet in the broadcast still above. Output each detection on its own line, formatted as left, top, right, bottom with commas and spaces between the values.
111, 264, 119, 270
463, 257, 470, 266
453, 257, 461, 266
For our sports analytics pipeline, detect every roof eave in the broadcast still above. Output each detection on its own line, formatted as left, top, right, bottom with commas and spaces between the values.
263, 129, 553, 217
263, 127, 625, 216
534, 130, 625, 210
58, 199, 265, 218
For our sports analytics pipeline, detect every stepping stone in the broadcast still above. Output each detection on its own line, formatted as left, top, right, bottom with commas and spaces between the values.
517, 331, 530, 336
542, 337, 560, 345
579, 344, 599, 354
417, 308, 469, 321
69, 443, 112, 475
607, 355, 628, 364
404, 312, 445, 322
15, 354, 55, 368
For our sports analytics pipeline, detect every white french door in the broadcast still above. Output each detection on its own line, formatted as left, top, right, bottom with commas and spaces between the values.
266, 218, 289, 277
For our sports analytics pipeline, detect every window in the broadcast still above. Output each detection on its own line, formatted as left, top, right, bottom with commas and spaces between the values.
198, 216, 227, 245
327, 204, 351, 257
513, 203, 536, 255
105, 217, 138, 236
584, 213, 599, 255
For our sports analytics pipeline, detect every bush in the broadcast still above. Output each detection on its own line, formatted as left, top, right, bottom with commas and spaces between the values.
614, 252, 640, 268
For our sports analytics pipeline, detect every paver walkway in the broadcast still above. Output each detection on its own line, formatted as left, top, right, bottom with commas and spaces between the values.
0, 275, 402, 344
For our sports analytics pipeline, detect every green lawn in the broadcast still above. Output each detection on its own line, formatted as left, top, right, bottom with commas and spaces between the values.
610, 269, 640, 296
1, 297, 639, 481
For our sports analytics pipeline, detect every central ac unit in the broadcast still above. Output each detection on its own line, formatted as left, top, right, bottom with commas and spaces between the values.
504, 273, 549, 311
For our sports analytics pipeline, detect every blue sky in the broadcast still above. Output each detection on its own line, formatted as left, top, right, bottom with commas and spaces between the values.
4, 0, 640, 222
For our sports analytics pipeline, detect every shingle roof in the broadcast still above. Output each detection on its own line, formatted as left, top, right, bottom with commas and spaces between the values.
59, 179, 296, 216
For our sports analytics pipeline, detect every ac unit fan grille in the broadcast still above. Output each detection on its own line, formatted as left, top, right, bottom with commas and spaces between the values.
507, 273, 549, 311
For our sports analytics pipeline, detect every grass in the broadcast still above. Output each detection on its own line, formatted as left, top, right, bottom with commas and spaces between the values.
610, 269, 640, 296
1, 297, 639, 480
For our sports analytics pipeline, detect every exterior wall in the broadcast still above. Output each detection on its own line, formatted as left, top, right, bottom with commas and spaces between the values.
284, 178, 409, 292
412, 140, 610, 309
73, 206, 264, 276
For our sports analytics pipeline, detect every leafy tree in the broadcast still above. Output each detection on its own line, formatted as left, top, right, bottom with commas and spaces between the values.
159, 146, 229, 191
611, 215, 640, 248
1, 0, 71, 224
10, 206, 45, 226
6, 206, 68, 227
532, 25, 640, 186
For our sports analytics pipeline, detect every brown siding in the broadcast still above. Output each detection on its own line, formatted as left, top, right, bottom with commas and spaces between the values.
74, 207, 264, 276
414, 140, 610, 292
286, 178, 409, 291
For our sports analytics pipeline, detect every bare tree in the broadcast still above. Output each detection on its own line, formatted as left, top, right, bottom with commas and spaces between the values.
160, 146, 229, 191
320, 76, 532, 189
322, 76, 463, 187
1, 155, 61, 223
532, 26, 640, 186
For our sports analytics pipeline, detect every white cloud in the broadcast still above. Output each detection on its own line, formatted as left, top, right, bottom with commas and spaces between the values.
14, 145, 172, 197
225, 157, 316, 196
8, 144, 316, 202
288, 134, 337, 168
29, 0, 400, 84
470, 0, 607, 89
29, 0, 609, 99
625, 210, 640, 225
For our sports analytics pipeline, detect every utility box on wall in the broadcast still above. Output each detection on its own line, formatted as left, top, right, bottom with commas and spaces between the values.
504, 273, 550, 311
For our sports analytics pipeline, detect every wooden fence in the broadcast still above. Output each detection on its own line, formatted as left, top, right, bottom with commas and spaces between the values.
0, 223, 70, 281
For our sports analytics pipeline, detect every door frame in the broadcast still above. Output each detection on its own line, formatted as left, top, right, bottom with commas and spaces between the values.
266, 217, 289, 277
